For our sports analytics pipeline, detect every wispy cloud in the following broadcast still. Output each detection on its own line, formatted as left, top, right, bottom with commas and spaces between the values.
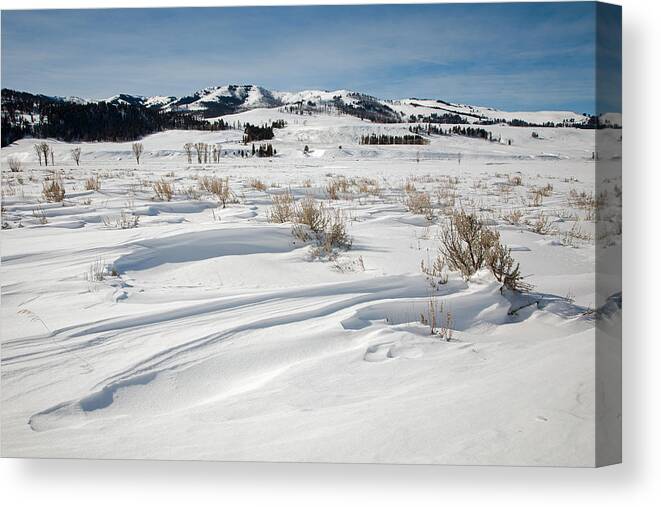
1, 3, 610, 112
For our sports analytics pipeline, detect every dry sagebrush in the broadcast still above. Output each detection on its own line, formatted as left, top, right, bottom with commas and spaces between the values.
437, 211, 530, 292
42, 178, 65, 203
199, 176, 234, 207
153, 179, 174, 201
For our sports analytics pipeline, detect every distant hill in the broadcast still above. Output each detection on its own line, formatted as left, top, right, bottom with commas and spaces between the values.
1, 84, 604, 147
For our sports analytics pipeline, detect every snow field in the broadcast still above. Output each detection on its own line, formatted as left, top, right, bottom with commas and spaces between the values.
1, 109, 622, 464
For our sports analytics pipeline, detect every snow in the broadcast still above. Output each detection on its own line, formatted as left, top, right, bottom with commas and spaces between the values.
388, 98, 588, 125
274, 88, 354, 104
0, 107, 621, 465
143, 95, 177, 109
41, 83, 596, 127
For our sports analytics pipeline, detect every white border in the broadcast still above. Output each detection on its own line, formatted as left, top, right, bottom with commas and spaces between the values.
2, 1, 659, 506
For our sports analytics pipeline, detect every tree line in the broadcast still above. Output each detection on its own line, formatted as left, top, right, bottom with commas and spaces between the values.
1, 89, 234, 147
408, 124, 512, 143
407, 113, 469, 124
242, 121, 285, 143
334, 94, 400, 123
359, 133, 429, 145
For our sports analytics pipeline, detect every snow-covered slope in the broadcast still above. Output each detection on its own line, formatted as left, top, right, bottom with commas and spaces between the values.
91, 85, 592, 125
273, 88, 353, 104
387, 98, 589, 125
164, 85, 281, 116
1, 107, 622, 464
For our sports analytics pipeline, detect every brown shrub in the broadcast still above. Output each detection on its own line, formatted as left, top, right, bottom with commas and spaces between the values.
84, 176, 101, 191
404, 190, 434, 220
487, 242, 531, 292
8, 157, 22, 172
267, 191, 295, 223
153, 179, 174, 201
295, 197, 327, 233
439, 211, 499, 280
326, 178, 348, 200
42, 178, 65, 202
199, 176, 233, 207
502, 209, 523, 225
248, 178, 268, 191
439, 211, 530, 291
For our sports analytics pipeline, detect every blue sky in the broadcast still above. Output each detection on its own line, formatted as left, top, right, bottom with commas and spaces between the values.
1, 3, 618, 113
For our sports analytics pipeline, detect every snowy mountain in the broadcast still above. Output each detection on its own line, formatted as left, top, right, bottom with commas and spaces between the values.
2, 84, 602, 147
100, 85, 400, 121
96, 84, 591, 125
100, 85, 283, 117
4, 83, 592, 125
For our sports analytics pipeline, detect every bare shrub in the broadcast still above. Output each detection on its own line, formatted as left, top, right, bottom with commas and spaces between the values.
487, 242, 531, 292
194, 142, 208, 164
212, 144, 222, 163
103, 211, 139, 229
84, 175, 101, 191
326, 181, 338, 200
421, 255, 448, 290
403, 179, 417, 193
499, 184, 513, 203
561, 222, 592, 247
8, 157, 22, 172
199, 176, 233, 207
32, 206, 48, 224
295, 197, 327, 233
568, 189, 597, 209
183, 186, 200, 200
539, 183, 553, 196
502, 209, 523, 225
42, 178, 65, 202
38, 142, 50, 167
34, 145, 43, 166
439, 211, 499, 280
509, 175, 523, 186
437, 211, 530, 291
323, 208, 352, 249
436, 187, 456, 209
87, 258, 107, 283
2, 179, 17, 198
420, 294, 453, 340
326, 178, 348, 200
183, 143, 194, 164
132, 142, 144, 164
248, 178, 268, 191
528, 188, 544, 207
289, 198, 352, 259
153, 179, 173, 201
267, 191, 295, 223
529, 213, 553, 235
405, 190, 434, 220
358, 178, 381, 196
308, 208, 352, 259
71, 147, 82, 166
86, 259, 118, 292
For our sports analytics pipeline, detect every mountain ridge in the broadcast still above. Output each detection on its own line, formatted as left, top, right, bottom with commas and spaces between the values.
2, 84, 608, 147
4, 83, 592, 125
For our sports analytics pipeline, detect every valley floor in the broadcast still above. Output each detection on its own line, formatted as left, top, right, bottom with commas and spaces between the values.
0, 113, 622, 465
